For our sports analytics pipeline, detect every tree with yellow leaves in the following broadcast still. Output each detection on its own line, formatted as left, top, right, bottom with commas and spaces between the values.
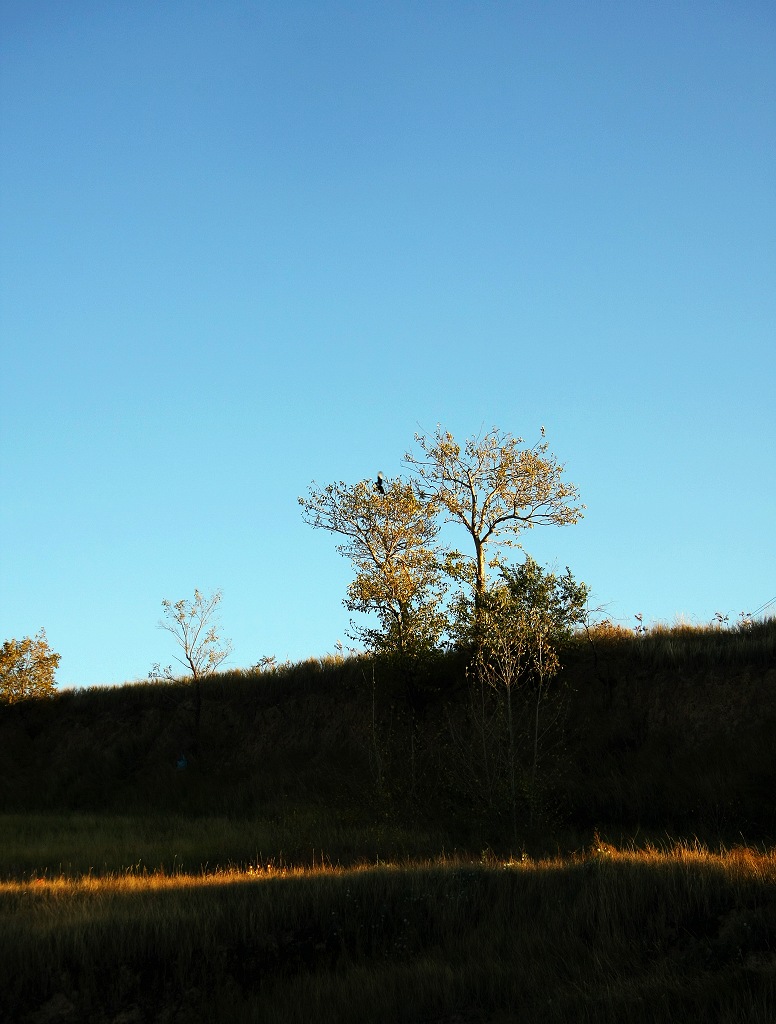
299, 476, 446, 659
0, 630, 60, 703
404, 425, 583, 638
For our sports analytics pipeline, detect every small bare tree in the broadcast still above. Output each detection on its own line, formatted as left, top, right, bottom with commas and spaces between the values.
475, 600, 560, 839
158, 588, 232, 681
157, 588, 232, 751
464, 558, 585, 838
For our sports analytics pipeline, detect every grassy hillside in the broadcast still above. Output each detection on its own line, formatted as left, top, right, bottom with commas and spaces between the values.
557, 618, 776, 840
1, 620, 775, 1022
2, 619, 774, 844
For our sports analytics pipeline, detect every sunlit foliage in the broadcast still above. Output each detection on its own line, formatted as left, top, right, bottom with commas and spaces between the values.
404, 425, 584, 619
453, 555, 590, 651
299, 477, 447, 658
0, 630, 60, 704
301, 426, 585, 658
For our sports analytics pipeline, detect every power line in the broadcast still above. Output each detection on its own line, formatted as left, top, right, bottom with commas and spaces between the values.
750, 595, 776, 618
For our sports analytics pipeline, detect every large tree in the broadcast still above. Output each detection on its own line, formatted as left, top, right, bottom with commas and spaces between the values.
404, 426, 583, 631
299, 477, 446, 658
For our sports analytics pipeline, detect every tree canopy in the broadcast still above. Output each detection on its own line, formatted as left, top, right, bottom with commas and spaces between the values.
404, 426, 583, 613
299, 477, 446, 657
158, 589, 232, 680
0, 630, 60, 703
301, 425, 584, 659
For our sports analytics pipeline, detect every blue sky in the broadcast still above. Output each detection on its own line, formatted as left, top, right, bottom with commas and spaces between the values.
1, 1, 774, 688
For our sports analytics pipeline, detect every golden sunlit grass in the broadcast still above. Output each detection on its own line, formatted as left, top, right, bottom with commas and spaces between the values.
0, 857, 361, 897
580, 614, 776, 668
3, 838, 776, 893
3, 840, 776, 1023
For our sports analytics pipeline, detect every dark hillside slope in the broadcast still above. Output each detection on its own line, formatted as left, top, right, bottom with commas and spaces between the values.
1, 621, 774, 840
560, 624, 776, 836
0, 658, 374, 816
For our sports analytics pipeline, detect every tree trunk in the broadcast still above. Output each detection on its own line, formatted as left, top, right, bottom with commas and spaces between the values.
472, 538, 488, 654
474, 538, 486, 609
192, 673, 202, 757
507, 682, 517, 843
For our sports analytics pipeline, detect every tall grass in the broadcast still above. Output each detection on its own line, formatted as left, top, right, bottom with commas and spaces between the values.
2, 625, 775, 1020
2, 618, 774, 840
553, 615, 776, 839
577, 615, 776, 669
0, 810, 446, 880
2, 841, 775, 1022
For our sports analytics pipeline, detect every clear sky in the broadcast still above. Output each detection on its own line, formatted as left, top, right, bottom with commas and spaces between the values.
1, 1, 774, 689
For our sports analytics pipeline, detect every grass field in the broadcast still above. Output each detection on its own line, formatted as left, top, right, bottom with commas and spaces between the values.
2, 621, 775, 1021
0, 809, 440, 880
2, 814, 776, 1023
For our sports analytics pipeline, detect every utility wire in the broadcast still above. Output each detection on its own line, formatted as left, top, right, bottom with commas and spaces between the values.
750, 595, 776, 618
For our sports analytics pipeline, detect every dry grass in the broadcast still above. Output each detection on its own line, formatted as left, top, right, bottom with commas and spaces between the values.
3, 839, 776, 1023
580, 615, 776, 668
2, 621, 775, 1020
